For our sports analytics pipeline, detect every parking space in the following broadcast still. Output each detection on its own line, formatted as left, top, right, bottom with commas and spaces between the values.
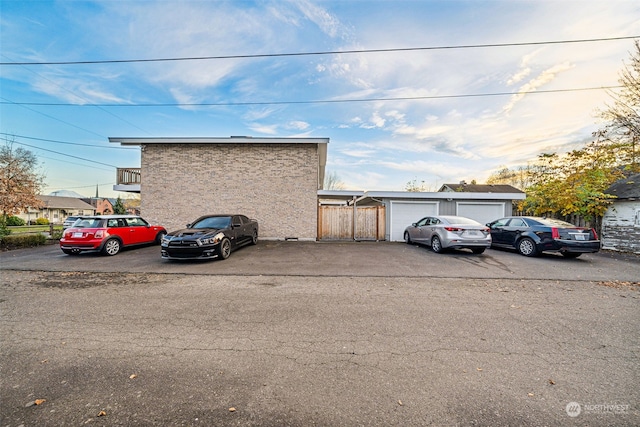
1, 240, 639, 282
2, 241, 639, 426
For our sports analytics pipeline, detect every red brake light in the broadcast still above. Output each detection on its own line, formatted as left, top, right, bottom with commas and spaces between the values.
444, 226, 462, 232
551, 227, 560, 239
591, 228, 598, 240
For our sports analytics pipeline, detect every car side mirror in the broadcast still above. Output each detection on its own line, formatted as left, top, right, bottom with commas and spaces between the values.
186, 223, 191, 228
412, 223, 417, 227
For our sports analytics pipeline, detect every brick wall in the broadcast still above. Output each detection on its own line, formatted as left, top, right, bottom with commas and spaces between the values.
140, 143, 319, 240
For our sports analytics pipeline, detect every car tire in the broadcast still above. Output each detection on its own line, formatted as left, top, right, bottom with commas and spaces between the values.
516, 237, 538, 257
404, 231, 412, 244
218, 238, 231, 260
251, 230, 258, 245
155, 231, 166, 244
431, 235, 444, 253
562, 252, 581, 258
102, 238, 121, 256
471, 248, 485, 254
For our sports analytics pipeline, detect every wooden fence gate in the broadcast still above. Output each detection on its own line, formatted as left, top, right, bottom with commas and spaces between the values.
317, 205, 386, 241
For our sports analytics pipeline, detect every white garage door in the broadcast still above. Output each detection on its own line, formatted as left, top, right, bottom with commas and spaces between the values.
456, 202, 505, 226
390, 201, 438, 241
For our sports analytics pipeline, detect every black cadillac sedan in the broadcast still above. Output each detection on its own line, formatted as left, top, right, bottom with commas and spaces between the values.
161, 214, 258, 260
487, 216, 600, 258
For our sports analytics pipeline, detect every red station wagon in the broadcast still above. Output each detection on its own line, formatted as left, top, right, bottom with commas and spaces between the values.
60, 215, 167, 256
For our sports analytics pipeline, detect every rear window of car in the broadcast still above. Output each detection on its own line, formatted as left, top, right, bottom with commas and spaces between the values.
445, 216, 480, 225
536, 218, 577, 228
75, 218, 104, 228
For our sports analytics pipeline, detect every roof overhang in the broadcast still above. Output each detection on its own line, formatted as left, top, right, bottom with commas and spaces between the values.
364, 191, 526, 200
110, 136, 328, 189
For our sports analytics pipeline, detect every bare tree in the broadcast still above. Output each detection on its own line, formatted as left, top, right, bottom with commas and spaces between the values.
599, 40, 640, 173
0, 139, 45, 224
324, 171, 346, 190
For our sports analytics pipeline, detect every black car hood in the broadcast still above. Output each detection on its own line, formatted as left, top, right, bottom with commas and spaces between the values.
167, 228, 222, 240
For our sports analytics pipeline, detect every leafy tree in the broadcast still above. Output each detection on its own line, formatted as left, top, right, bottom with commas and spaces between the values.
599, 40, 640, 174
486, 165, 531, 190
0, 140, 45, 226
113, 196, 126, 214
518, 140, 622, 224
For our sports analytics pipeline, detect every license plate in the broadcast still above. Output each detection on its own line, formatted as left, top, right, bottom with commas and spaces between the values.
73, 232, 83, 238
575, 234, 585, 241
464, 230, 481, 237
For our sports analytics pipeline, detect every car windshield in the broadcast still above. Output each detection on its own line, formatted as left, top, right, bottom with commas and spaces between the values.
191, 216, 231, 229
74, 218, 103, 228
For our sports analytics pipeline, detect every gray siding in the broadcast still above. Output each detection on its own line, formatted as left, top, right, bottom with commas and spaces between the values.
601, 200, 640, 254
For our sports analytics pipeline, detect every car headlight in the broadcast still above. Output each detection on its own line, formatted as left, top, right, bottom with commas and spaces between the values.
198, 232, 225, 245
161, 235, 172, 245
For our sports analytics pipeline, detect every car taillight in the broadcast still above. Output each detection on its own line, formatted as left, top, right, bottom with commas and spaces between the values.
591, 228, 598, 239
95, 230, 104, 238
551, 227, 560, 239
444, 227, 462, 232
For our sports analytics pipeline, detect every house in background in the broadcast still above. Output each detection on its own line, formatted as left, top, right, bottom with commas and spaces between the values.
81, 197, 115, 215
110, 136, 328, 240
601, 173, 640, 254
18, 195, 95, 224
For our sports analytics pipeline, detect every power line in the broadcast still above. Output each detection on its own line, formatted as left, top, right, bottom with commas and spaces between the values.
0, 133, 138, 150
2, 137, 118, 168
0, 53, 152, 135
1, 36, 637, 66
0, 85, 624, 108
0, 97, 106, 138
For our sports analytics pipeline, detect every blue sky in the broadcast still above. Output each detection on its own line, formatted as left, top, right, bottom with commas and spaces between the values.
1, 0, 638, 198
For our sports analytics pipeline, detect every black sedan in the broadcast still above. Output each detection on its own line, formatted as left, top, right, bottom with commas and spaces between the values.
487, 216, 600, 258
161, 214, 258, 260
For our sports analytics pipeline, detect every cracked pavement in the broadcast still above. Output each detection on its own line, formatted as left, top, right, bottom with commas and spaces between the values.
1, 242, 639, 426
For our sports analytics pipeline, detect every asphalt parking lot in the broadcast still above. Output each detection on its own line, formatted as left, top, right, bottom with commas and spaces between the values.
1, 242, 639, 426
2, 240, 640, 281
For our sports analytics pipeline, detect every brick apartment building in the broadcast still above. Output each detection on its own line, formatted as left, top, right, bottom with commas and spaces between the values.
109, 137, 329, 240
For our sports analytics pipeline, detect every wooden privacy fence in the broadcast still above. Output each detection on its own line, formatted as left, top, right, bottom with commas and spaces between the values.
318, 205, 386, 241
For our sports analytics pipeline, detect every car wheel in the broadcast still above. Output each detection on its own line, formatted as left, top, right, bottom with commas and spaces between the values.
562, 252, 581, 258
431, 235, 444, 253
155, 231, 166, 244
516, 237, 538, 257
218, 238, 231, 260
251, 230, 258, 245
102, 238, 121, 256
404, 231, 412, 244
471, 248, 485, 254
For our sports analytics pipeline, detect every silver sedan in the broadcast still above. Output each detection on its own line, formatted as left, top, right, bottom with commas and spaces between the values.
404, 215, 492, 254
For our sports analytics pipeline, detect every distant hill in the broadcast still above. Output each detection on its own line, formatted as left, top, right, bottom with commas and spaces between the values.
47, 190, 87, 198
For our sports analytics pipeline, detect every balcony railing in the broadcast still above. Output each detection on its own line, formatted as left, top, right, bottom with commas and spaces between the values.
117, 168, 141, 185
